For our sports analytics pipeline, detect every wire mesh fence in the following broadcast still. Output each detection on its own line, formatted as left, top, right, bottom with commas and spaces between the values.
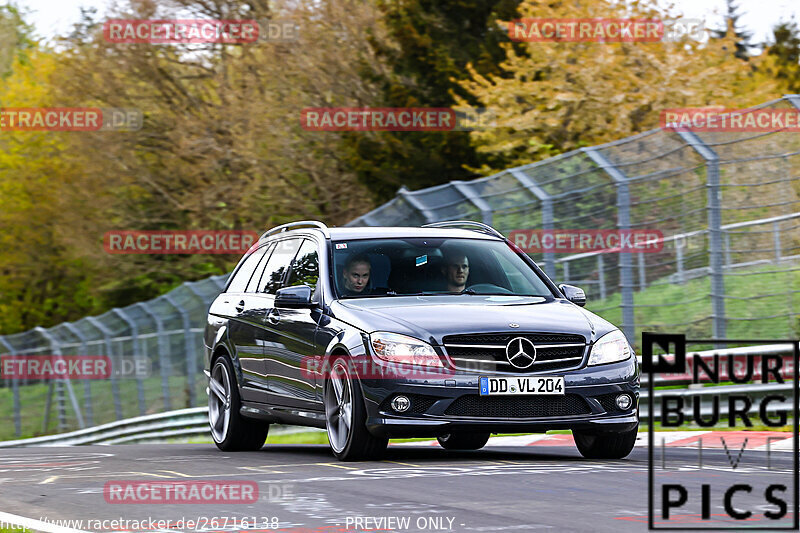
1, 96, 799, 439
350, 96, 800, 345
0, 276, 227, 439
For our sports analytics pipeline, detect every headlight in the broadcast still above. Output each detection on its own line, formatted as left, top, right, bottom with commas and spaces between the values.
370, 332, 443, 368
588, 330, 632, 366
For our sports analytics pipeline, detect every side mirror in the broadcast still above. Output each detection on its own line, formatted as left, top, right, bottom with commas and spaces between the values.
558, 284, 586, 307
275, 285, 313, 308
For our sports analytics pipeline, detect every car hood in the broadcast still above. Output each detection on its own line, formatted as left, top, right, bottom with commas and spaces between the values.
331, 295, 616, 345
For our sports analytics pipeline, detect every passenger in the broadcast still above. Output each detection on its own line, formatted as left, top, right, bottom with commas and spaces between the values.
341, 253, 371, 296
442, 252, 470, 292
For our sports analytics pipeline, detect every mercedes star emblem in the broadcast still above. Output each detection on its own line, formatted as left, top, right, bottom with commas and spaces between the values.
505, 337, 537, 369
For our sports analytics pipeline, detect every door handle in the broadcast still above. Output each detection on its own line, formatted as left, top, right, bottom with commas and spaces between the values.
236, 300, 245, 312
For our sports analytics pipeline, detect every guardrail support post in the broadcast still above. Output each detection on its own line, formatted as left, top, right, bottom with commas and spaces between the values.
597, 255, 606, 300
136, 301, 172, 411
62, 322, 94, 427
0, 336, 22, 437
773, 221, 782, 262
112, 308, 147, 416
398, 186, 437, 224
165, 293, 197, 407
85, 318, 123, 420
582, 148, 636, 346
638, 252, 647, 290
508, 168, 556, 280
451, 181, 494, 225
35, 327, 84, 431
676, 131, 726, 345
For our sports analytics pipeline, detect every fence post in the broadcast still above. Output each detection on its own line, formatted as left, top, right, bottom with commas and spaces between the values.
452, 181, 494, 225
112, 308, 147, 416
185, 280, 217, 371
84, 317, 123, 420
34, 327, 84, 431
676, 131, 726, 344
582, 148, 636, 346
597, 255, 606, 300
638, 252, 647, 290
773, 221, 782, 263
136, 301, 172, 411
398, 186, 437, 223
0, 335, 22, 437
509, 168, 556, 280
61, 322, 94, 427
675, 240, 685, 284
164, 293, 197, 407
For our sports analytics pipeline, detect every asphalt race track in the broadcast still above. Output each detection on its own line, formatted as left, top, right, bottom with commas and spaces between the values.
0, 441, 796, 533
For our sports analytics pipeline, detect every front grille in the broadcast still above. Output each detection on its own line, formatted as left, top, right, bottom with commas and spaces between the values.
442, 332, 586, 373
444, 394, 591, 418
379, 393, 438, 414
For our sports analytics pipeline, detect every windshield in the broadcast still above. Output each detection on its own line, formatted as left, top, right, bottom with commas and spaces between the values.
331, 237, 553, 299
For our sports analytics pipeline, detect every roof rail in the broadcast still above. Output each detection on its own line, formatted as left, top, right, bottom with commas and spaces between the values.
261, 220, 330, 240
422, 220, 505, 240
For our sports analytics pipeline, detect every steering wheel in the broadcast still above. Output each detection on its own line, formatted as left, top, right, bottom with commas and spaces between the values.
465, 283, 513, 294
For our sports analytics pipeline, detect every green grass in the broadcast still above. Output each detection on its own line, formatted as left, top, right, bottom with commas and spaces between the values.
0, 374, 205, 441
0, 527, 31, 533
587, 262, 800, 348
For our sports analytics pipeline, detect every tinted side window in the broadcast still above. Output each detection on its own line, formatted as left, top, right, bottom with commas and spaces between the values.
286, 240, 320, 296
246, 243, 274, 293
227, 246, 269, 293
258, 238, 302, 294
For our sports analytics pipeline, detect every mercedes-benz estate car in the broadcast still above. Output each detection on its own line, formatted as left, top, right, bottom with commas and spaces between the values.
203, 220, 639, 461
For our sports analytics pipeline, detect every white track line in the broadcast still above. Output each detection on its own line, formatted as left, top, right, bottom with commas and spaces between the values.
0, 511, 91, 533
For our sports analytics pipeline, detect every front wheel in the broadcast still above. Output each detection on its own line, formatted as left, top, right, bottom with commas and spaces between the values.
437, 432, 491, 450
573, 424, 638, 459
324, 357, 388, 461
208, 355, 269, 451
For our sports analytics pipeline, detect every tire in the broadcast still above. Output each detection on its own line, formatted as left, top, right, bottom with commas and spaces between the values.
324, 356, 388, 461
437, 432, 491, 451
573, 424, 638, 459
208, 355, 269, 451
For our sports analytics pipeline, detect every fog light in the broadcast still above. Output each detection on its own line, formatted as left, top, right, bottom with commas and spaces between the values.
616, 393, 633, 410
391, 395, 410, 412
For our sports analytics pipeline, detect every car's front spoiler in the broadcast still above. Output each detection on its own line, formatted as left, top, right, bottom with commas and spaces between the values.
366, 413, 639, 438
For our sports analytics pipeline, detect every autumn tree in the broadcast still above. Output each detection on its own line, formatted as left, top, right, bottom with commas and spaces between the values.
457, 0, 781, 171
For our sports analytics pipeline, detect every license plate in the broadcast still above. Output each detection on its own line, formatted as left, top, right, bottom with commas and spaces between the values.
479, 376, 564, 396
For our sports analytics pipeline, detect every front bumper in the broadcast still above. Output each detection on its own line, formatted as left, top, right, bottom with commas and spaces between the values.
359, 358, 639, 439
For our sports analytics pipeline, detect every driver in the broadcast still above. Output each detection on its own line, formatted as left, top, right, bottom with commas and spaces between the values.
442, 252, 470, 292
341, 253, 371, 296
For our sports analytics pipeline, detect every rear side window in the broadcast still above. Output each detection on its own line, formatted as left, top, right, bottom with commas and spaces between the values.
286, 239, 320, 296
246, 243, 274, 293
256, 238, 302, 294
227, 246, 269, 293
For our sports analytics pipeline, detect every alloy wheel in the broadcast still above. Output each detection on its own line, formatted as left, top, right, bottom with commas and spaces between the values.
325, 360, 353, 453
208, 360, 232, 443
